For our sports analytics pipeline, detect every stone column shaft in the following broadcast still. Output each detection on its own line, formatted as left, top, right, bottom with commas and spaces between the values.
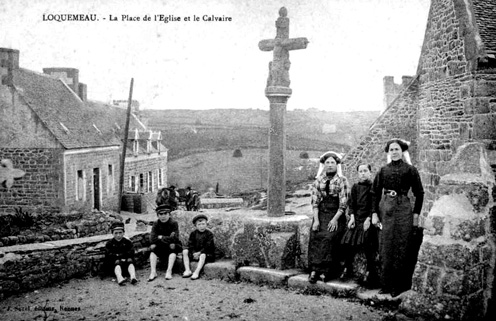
266, 87, 290, 217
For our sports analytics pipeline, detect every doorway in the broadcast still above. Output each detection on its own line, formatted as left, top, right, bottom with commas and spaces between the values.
93, 168, 101, 210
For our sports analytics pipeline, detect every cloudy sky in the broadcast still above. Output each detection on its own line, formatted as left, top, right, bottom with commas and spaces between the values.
0, 0, 430, 112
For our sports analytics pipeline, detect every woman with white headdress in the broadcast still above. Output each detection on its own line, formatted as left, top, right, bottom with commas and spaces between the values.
371, 138, 424, 297
308, 151, 349, 283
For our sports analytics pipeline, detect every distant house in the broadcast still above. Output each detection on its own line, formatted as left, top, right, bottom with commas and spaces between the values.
0, 47, 167, 214
322, 124, 337, 134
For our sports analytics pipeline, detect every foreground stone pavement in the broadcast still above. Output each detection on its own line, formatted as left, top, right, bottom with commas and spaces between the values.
0, 259, 422, 321
0, 268, 388, 321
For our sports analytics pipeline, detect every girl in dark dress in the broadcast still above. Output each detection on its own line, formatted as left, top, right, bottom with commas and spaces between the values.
371, 139, 424, 297
340, 164, 379, 287
308, 151, 349, 283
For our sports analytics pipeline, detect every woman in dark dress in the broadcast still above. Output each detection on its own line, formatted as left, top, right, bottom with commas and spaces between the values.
308, 151, 349, 283
371, 138, 424, 297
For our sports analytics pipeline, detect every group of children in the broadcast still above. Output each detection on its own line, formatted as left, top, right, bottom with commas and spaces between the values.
105, 163, 379, 287
104, 204, 215, 286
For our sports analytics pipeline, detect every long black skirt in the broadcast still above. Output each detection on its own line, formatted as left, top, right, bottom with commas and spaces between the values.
379, 194, 414, 292
307, 195, 345, 276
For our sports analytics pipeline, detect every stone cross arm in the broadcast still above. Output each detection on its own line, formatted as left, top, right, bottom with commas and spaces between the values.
258, 38, 309, 52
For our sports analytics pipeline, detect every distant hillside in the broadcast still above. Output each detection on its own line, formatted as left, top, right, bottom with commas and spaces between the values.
140, 108, 380, 160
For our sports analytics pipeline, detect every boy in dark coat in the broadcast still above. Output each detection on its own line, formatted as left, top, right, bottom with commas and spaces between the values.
182, 214, 215, 280
148, 204, 183, 281
105, 221, 138, 286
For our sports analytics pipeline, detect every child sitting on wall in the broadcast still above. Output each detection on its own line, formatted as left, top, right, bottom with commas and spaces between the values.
104, 221, 138, 286
148, 204, 183, 281
182, 214, 215, 280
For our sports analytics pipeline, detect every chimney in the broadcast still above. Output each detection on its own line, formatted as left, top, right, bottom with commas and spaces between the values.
401, 75, 413, 87
78, 82, 87, 102
383, 76, 398, 110
0, 47, 20, 87
43, 67, 79, 96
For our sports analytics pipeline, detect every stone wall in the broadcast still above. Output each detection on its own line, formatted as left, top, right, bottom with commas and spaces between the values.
342, 78, 419, 185
0, 209, 312, 300
64, 147, 120, 212
0, 231, 151, 300
0, 148, 64, 214
0, 210, 122, 246
169, 210, 311, 270
341, 1, 496, 319
401, 143, 495, 320
416, 0, 474, 214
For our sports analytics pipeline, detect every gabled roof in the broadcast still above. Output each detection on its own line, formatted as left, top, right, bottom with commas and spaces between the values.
13, 68, 148, 150
473, 0, 496, 53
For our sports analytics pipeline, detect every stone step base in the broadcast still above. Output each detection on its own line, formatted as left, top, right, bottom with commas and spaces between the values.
151, 259, 405, 305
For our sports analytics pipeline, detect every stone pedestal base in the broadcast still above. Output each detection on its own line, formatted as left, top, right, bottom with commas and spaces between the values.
232, 214, 311, 270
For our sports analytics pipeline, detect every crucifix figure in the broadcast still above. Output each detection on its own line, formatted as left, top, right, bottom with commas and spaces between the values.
259, 7, 309, 217
259, 7, 309, 88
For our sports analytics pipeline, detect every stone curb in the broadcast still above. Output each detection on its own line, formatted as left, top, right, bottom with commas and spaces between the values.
188, 260, 403, 305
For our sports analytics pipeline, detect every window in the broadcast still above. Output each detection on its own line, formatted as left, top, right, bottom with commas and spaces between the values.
157, 169, 162, 187
133, 140, 138, 156
107, 164, 114, 194
76, 170, 86, 201
139, 173, 144, 192
148, 171, 153, 192
130, 175, 136, 192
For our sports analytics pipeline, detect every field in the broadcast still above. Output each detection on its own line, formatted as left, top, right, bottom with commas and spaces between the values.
167, 148, 324, 195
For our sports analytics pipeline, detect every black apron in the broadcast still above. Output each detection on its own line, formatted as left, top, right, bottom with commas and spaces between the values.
308, 195, 345, 276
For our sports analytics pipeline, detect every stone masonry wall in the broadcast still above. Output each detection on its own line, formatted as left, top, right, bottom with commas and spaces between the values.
401, 143, 495, 320
416, 0, 475, 215
64, 147, 120, 212
416, 0, 496, 215
342, 78, 419, 184
0, 148, 64, 215
0, 232, 151, 300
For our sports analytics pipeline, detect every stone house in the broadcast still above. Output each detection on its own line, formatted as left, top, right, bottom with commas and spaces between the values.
0, 47, 167, 215
343, 0, 495, 319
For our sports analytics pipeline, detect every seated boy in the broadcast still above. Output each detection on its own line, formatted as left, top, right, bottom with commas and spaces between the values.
148, 204, 183, 281
182, 214, 215, 280
105, 221, 138, 286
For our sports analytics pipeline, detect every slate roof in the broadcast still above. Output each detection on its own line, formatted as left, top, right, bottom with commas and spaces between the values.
13, 68, 158, 150
473, 0, 496, 53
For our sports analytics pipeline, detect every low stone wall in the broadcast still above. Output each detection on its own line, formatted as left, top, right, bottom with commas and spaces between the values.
0, 208, 313, 301
171, 209, 312, 270
0, 211, 121, 247
0, 231, 151, 300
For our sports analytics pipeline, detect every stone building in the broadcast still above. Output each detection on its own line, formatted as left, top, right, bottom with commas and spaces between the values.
383, 75, 414, 112
0, 47, 167, 215
343, 0, 495, 319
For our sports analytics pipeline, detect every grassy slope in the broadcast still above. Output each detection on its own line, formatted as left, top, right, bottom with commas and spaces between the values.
167, 149, 322, 194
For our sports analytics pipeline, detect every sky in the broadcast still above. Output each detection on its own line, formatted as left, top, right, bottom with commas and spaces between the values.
0, 0, 431, 112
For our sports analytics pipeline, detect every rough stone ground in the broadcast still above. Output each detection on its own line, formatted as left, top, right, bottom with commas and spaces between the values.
0, 269, 387, 321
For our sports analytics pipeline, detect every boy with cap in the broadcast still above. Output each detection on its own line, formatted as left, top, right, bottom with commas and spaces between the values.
148, 204, 183, 281
182, 214, 215, 280
105, 221, 138, 286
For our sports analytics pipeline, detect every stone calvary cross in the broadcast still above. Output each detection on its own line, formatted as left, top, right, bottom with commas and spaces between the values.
259, 7, 308, 217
